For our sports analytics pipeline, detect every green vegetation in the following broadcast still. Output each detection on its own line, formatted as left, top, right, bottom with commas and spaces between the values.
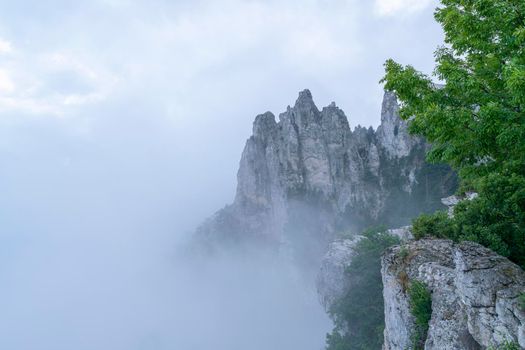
411, 211, 454, 240
408, 281, 432, 350
488, 341, 521, 350
326, 228, 399, 350
398, 245, 410, 261
381, 0, 525, 268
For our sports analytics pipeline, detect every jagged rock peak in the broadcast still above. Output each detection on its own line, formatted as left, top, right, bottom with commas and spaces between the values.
381, 91, 400, 124
293, 89, 319, 113
376, 91, 418, 158
195, 89, 456, 261
252, 112, 276, 139
296, 88, 314, 103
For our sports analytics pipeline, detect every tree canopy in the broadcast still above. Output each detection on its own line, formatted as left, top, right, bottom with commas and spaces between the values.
382, 0, 525, 267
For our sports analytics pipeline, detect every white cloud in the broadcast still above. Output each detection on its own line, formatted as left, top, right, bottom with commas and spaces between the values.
0, 0, 440, 125
0, 50, 118, 116
0, 1, 362, 117
153, 1, 361, 76
0, 69, 15, 93
0, 38, 13, 54
374, 0, 435, 17
114, 0, 364, 125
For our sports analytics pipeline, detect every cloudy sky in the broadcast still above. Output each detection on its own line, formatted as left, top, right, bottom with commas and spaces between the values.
0, 0, 440, 120
0, 0, 443, 226
0, 1, 443, 349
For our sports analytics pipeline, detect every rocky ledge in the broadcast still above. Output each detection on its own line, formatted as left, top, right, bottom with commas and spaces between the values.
382, 239, 525, 349
316, 232, 525, 349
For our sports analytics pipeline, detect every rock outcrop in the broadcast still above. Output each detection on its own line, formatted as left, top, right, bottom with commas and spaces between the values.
316, 236, 364, 310
196, 90, 456, 267
382, 239, 525, 349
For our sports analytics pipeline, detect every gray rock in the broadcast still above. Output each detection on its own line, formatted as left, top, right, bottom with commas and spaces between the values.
387, 226, 413, 241
441, 191, 479, 217
454, 242, 525, 347
382, 239, 525, 349
376, 91, 418, 159
195, 90, 456, 266
316, 236, 364, 311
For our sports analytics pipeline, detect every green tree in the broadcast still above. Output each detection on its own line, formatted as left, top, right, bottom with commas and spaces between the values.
381, 0, 525, 267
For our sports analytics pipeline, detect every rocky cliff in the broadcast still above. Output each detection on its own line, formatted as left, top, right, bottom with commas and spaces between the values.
382, 239, 525, 349
196, 90, 456, 266
316, 229, 525, 349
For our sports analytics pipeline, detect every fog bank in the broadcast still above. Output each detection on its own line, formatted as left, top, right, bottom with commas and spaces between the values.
0, 111, 330, 350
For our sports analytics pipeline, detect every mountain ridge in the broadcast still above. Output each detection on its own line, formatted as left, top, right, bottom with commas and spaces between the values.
195, 89, 456, 266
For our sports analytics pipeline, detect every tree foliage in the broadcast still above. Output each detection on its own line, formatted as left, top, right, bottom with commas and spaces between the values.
412, 211, 454, 240
382, 0, 525, 267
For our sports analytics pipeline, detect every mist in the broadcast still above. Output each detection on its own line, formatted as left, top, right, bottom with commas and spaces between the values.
0, 105, 332, 350
0, 0, 444, 349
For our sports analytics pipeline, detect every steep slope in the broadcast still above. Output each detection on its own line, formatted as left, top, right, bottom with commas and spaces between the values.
196, 90, 456, 265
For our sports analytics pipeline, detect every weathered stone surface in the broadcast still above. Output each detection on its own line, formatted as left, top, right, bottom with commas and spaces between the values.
455, 242, 525, 348
316, 236, 364, 311
382, 239, 525, 349
387, 226, 413, 241
376, 91, 418, 159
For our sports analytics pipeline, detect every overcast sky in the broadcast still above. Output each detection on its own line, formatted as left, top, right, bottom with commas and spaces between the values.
0, 1, 443, 349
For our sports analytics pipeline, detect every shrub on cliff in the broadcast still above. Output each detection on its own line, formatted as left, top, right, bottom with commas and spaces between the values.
412, 211, 454, 240
489, 341, 521, 350
408, 281, 432, 350
411, 172, 525, 268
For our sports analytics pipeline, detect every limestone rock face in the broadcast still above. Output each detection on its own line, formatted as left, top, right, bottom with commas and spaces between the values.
376, 91, 418, 159
196, 90, 456, 264
382, 239, 525, 349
